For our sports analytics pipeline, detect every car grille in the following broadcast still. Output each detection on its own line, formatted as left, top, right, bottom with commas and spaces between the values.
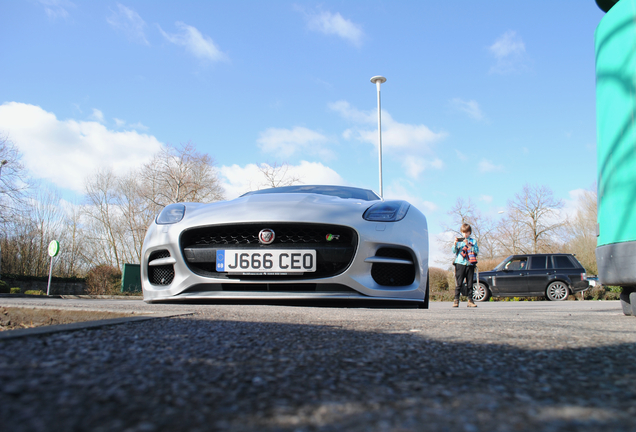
148, 250, 175, 286
371, 248, 416, 286
180, 223, 358, 280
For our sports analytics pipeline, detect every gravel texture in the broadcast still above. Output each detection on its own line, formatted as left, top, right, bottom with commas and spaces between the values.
1, 298, 635, 431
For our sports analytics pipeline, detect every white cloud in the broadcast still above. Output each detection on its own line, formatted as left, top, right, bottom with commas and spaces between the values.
330, 100, 375, 123
301, 9, 364, 47
480, 195, 493, 203
330, 100, 447, 179
90, 108, 104, 123
385, 182, 438, 215
127, 121, 149, 131
478, 158, 503, 173
0, 102, 163, 192
38, 0, 74, 20
220, 161, 345, 200
488, 30, 528, 74
331, 101, 446, 150
257, 126, 332, 159
455, 149, 469, 162
107, 3, 149, 45
561, 188, 588, 221
450, 98, 485, 121
112, 117, 148, 131
403, 156, 443, 178
158, 22, 228, 62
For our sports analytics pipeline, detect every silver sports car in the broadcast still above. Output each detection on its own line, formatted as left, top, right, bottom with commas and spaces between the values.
141, 185, 429, 307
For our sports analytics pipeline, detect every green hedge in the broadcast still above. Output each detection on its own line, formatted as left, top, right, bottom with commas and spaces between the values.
1, 274, 86, 283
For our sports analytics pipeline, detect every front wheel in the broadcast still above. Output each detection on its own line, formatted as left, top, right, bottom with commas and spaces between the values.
619, 288, 635, 316
546, 281, 569, 301
472, 282, 490, 302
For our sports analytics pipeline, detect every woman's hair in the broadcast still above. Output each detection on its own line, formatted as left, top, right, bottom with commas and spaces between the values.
460, 223, 472, 234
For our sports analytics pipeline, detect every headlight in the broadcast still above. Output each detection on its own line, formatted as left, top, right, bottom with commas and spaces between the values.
156, 203, 186, 224
363, 201, 410, 222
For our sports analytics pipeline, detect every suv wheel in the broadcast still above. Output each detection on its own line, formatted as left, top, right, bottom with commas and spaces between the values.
472, 282, 490, 302
546, 281, 569, 301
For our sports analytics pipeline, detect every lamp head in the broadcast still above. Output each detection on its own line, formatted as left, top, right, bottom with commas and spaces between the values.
370, 76, 387, 84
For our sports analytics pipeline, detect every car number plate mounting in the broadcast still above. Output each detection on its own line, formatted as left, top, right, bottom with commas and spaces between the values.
216, 250, 317, 274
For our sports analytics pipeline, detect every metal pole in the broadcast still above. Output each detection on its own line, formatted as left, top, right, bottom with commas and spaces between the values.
47, 255, 53, 296
370, 76, 386, 198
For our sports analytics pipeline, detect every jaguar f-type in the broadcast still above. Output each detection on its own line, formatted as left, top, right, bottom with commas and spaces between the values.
141, 185, 429, 307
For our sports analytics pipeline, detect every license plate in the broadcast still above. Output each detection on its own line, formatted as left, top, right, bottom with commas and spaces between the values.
216, 249, 316, 274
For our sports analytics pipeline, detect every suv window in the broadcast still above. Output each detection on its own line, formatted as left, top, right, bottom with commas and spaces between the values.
552, 255, 576, 269
529, 256, 554, 270
504, 257, 528, 271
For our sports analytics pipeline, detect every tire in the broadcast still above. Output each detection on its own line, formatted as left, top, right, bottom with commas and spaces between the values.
620, 292, 632, 316
546, 281, 570, 301
472, 282, 490, 302
418, 274, 430, 309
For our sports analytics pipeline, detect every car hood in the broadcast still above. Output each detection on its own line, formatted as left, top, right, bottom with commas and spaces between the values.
477, 269, 497, 278
179, 193, 381, 227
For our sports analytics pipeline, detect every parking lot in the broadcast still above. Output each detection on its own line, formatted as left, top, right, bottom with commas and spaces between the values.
1, 297, 635, 431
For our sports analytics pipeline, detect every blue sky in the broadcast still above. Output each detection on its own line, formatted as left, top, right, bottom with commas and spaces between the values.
0, 1, 605, 265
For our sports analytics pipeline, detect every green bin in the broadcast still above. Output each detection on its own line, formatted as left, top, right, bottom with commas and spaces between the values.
121, 263, 142, 293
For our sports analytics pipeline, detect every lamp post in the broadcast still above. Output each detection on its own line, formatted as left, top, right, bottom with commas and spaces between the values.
370, 76, 386, 198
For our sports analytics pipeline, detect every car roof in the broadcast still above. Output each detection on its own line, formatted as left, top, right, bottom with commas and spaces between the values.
240, 185, 381, 201
508, 253, 574, 258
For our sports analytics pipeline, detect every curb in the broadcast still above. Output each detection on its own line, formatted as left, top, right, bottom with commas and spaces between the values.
0, 312, 192, 341
0, 294, 144, 300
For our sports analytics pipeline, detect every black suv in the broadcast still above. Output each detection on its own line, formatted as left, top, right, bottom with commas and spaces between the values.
472, 253, 589, 302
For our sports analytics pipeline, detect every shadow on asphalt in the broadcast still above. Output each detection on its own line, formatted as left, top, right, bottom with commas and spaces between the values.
1, 316, 635, 431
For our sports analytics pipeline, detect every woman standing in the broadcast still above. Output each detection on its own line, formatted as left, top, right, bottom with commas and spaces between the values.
452, 223, 479, 308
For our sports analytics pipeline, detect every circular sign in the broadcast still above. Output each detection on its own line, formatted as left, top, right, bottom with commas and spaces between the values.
48, 240, 60, 257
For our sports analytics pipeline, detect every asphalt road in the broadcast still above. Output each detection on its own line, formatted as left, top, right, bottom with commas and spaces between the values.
1, 297, 635, 431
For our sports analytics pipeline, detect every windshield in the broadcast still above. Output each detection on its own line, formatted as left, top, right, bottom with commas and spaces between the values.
241, 185, 381, 201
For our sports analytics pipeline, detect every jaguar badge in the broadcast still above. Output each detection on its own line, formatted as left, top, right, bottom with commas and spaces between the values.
259, 229, 275, 245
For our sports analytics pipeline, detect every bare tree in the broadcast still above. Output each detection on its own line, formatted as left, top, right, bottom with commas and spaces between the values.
139, 142, 225, 208
0, 135, 30, 229
441, 198, 498, 261
56, 202, 89, 277
83, 170, 126, 269
494, 208, 528, 256
116, 173, 155, 263
1, 183, 70, 277
563, 187, 598, 274
80, 143, 226, 269
502, 184, 564, 254
1, 213, 38, 276
29, 184, 67, 276
257, 162, 302, 189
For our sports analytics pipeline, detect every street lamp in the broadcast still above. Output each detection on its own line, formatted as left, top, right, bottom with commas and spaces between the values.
0, 159, 7, 177
370, 76, 386, 198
